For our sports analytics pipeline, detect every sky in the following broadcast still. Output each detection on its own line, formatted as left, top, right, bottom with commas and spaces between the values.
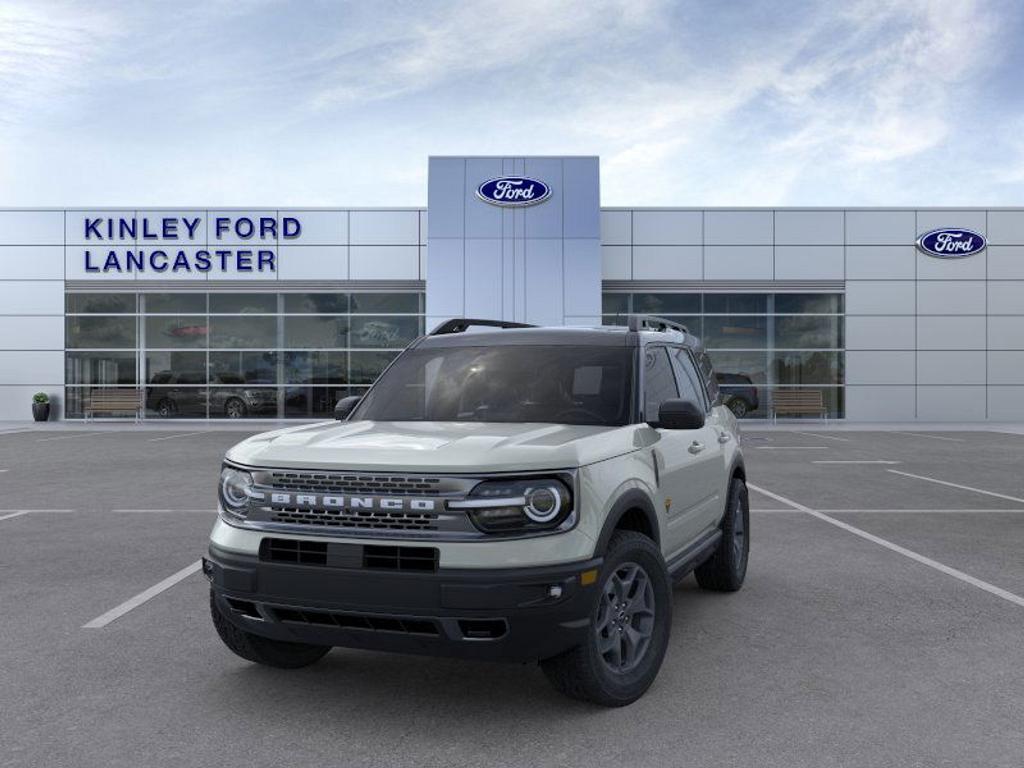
0, 0, 1022, 207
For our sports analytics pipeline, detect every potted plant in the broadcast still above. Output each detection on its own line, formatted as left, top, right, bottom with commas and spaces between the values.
32, 392, 50, 422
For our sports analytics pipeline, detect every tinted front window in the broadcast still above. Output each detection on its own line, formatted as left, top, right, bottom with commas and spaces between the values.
643, 347, 679, 420
353, 345, 634, 426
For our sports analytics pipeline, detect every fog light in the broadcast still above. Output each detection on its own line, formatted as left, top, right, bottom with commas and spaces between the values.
548, 585, 563, 599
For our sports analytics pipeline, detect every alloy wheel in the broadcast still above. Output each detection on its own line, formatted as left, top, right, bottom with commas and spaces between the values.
594, 562, 656, 674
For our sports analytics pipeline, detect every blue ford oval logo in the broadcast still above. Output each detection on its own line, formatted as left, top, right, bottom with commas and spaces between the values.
476, 176, 551, 207
916, 228, 986, 258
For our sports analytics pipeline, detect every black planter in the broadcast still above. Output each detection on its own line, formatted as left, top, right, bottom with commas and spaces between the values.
32, 402, 50, 422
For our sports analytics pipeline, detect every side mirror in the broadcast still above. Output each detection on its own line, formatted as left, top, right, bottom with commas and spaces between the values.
334, 395, 362, 421
655, 399, 705, 430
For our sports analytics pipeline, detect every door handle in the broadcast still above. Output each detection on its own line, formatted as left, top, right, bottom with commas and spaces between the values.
688, 440, 705, 454
717, 431, 731, 444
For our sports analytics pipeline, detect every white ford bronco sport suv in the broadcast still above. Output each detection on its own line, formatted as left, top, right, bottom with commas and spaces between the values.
205, 316, 749, 706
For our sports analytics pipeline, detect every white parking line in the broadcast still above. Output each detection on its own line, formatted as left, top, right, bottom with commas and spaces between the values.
36, 432, 103, 442
111, 509, 216, 513
0, 468, 8, 472
891, 431, 964, 443
755, 446, 831, 450
887, 469, 1024, 505
0, 510, 74, 521
816, 509, 1024, 514
812, 460, 901, 465
148, 431, 209, 442
82, 560, 203, 629
748, 483, 1024, 609
794, 431, 850, 442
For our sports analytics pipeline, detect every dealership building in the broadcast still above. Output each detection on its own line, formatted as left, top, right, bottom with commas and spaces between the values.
1, 155, 1022, 422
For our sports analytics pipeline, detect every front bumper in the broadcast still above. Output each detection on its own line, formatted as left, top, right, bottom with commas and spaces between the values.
205, 543, 602, 663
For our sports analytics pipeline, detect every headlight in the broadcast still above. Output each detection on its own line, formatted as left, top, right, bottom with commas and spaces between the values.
219, 465, 254, 520
449, 477, 573, 534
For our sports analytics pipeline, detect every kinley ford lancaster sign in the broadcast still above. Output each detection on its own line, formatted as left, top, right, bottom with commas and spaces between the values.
916, 227, 987, 259
81, 215, 302, 274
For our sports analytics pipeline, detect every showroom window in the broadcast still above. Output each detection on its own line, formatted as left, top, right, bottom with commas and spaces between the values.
603, 292, 844, 419
64, 291, 424, 420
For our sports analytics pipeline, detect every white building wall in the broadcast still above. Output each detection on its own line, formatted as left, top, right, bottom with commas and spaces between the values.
601, 207, 1024, 422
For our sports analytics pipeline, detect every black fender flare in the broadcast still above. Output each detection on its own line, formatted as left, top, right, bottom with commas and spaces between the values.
593, 488, 661, 556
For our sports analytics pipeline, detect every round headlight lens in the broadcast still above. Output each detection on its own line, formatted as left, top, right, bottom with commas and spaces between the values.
219, 467, 253, 517
523, 485, 564, 523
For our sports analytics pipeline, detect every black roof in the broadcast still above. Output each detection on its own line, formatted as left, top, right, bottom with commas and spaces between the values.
412, 324, 703, 350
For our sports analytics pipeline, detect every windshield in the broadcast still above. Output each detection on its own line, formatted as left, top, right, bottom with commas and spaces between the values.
352, 345, 634, 426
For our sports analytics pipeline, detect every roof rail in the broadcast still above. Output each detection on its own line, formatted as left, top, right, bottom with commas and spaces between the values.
429, 318, 537, 336
626, 315, 689, 334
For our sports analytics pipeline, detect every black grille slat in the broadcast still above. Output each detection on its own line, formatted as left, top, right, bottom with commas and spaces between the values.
269, 507, 439, 531
271, 607, 440, 637
260, 538, 328, 565
363, 545, 439, 572
268, 472, 444, 496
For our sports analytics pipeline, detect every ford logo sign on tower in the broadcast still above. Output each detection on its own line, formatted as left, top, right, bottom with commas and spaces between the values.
476, 176, 551, 207
916, 228, 987, 258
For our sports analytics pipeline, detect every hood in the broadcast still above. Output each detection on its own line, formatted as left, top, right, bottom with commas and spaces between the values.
225, 420, 642, 473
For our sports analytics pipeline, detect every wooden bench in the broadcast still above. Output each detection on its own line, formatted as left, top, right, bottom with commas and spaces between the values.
771, 389, 827, 422
84, 389, 144, 421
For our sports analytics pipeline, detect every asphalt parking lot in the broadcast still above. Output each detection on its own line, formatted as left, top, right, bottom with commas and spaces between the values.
1, 424, 1023, 767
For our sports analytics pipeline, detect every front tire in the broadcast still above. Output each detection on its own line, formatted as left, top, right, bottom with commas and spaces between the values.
210, 590, 330, 669
540, 531, 671, 706
694, 476, 750, 592
224, 398, 248, 419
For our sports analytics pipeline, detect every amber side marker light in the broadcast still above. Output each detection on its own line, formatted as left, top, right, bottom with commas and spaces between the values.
580, 569, 599, 586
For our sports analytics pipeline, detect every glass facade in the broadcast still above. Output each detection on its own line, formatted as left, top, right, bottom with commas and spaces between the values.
64, 291, 424, 419
603, 292, 845, 418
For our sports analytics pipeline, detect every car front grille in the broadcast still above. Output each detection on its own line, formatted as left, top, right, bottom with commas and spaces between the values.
270, 607, 440, 636
269, 507, 440, 531
265, 471, 445, 496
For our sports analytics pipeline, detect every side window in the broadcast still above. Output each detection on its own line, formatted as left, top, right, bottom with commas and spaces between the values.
698, 351, 720, 403
643, 346, 679, 421
670, 348, 709, 411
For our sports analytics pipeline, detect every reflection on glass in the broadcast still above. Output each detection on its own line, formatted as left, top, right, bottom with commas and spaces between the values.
66, 317, 137, 348
283, 351, 347, 384
602, 294, 628, 315
350, 351, 399, 384
145, 294, 206, 314
634, 293, 700, 315
350, 316, 420, 348
772, 351, 844, 385
66, 294, 136, 314
66, 352, 137, 385
145, 387, 209, 418
283, 317, 348, 348
774, 294, 844, 314
702, 316, 767, 349
774, 316, 843, 349
283, 386, 361, 418
146, 316, 208, 349
208, 387, 279, 419
210, 351, 277, 384
350, 293, 420, 313
283, 293, 348, 314
704, 294, 767, 314
209, 317, 276, 348
209, 294, 277, 314
146, 351, 206, 384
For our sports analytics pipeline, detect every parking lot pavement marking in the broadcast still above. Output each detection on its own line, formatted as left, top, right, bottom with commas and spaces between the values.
110, 509, 216, 513
36, 432, 104, 442
794, 431, 850, 442
0, 510, 75, 521
748, 482, 1024, 610
812, 460, 901, 465
0, 468, 8, 472
890, 431, 965, 442
754, 446, 831, 450
887, 470, 1024, 505
82, 560, 202, 629
817, 509, 1024, 513
147, 431, 209, 442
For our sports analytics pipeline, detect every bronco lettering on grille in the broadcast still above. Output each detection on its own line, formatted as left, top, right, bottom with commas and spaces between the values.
269, 493, 436, 512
